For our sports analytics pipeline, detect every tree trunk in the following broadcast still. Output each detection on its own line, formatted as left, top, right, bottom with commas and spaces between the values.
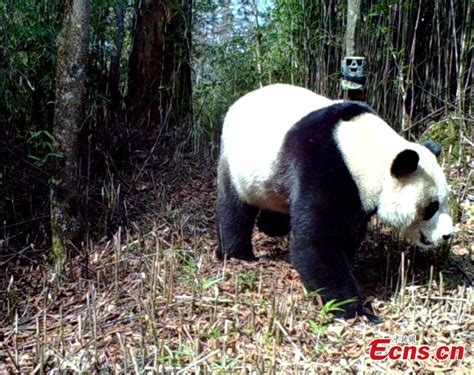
50, 0, 91, 262
127, 0, 192, 140
344, 0, 363, 101
345, 0, 361, 57
250, 0, 263, 88
108, 0, 126, 129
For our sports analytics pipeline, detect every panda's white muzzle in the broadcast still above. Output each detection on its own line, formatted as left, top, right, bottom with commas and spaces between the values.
415, 212, 454, 248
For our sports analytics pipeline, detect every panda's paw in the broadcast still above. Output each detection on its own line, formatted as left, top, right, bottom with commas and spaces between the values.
237, 253, 259, 262
216, 251, 258, 262
334, 304, 382, 324
362, 309, 383, 324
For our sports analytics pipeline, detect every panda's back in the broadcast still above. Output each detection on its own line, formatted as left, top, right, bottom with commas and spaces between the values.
221, 84, 333, 210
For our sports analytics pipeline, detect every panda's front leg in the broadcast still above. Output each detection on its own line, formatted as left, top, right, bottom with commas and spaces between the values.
289, 206, 378, 321
216, 171, 258, 261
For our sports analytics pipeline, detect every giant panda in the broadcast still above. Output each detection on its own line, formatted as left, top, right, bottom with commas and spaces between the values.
216, 84, 454, 321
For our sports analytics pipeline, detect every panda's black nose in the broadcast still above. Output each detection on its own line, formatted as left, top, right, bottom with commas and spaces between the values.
442, 234, 452, 240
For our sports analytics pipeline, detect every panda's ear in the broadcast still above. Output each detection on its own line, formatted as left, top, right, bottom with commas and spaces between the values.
391, 149, 419, 179
422, 140, 442, 157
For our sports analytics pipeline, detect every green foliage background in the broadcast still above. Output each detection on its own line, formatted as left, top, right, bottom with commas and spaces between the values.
0, 0, 471, 248
193, 0, 471, 141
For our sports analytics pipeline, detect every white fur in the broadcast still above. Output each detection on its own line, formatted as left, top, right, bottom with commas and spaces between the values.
221, 84, 333, 212
221, 84, 453, 246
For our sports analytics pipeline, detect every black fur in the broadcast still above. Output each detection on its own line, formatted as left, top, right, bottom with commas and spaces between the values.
217, 101, 378, 320
216, 159, 258, 261
257, 210, 291, 237
391, 149, 419, 178
273, 102, 374, 319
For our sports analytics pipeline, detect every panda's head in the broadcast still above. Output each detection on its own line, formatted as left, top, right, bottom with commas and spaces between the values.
377, 140, 453, 248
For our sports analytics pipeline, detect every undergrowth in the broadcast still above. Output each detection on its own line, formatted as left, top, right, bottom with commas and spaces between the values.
1, 143, 472, 372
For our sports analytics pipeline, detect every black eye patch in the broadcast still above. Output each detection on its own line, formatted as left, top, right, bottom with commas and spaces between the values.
423, 201, 439, 221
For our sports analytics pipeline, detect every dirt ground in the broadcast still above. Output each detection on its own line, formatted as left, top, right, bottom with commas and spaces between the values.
1, 156, 472, 373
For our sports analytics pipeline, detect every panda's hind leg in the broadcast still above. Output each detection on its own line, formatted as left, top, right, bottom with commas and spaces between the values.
257, 210, 291, 237
216, 162, 258, 261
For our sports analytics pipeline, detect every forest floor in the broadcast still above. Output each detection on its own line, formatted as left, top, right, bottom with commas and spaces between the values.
1, 153, 473, 373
